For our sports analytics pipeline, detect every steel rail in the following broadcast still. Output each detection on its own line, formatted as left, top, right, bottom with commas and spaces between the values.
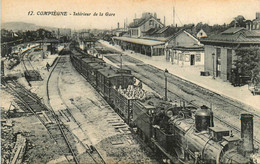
55, 55, 106, 164
3, 79, 72, 163
45, 56, 80, 164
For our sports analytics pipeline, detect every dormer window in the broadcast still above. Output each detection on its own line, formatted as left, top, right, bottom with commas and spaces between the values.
149, 20, 154, 26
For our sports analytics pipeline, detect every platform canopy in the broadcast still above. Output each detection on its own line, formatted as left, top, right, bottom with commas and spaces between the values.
113, 37, 165, 46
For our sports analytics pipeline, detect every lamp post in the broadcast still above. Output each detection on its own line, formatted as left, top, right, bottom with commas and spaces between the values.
212, 53, 215, 79
120, 54, 123, 70
164, 69, 169, 101
101, 48, 104, 59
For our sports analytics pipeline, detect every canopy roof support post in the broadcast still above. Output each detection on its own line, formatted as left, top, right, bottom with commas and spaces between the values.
151, 46, 153, 57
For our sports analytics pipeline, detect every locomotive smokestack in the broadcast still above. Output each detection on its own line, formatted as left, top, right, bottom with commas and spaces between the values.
241, 114, 254, 155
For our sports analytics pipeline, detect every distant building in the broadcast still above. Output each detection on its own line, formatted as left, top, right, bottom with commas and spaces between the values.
112, 28, 128, 37
196, 29, 207, 39
128, 12, 164, 38
112, 12, 166, 56
200, 27, 260, 82
79, 31, 92, 39
36, 29, 53, 39
246, 12, 260, 30
165, 30, 204, 66
57, 28, 72, 39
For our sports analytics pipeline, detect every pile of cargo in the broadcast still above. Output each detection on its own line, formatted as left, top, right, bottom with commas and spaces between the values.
118, 85, 146, 100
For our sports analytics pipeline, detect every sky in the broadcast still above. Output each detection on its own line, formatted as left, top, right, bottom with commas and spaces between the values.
1, 0, 260, 30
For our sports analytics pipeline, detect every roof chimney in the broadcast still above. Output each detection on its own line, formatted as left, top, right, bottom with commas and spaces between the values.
154, 12, 157, 18
173, 6, 175, 28
256, 12, 260, 19
118, 22, 120, 29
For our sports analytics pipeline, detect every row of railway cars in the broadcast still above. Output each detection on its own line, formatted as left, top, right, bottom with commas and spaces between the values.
69, 44, 260, 164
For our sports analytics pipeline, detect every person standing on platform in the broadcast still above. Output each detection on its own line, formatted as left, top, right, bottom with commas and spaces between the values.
46, 62, 50, 72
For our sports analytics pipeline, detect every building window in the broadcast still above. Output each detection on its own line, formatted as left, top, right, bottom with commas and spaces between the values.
185, 54, 190, 62
216, 48, 221, 77
216, 48, 221, 64
196, 54, 201, 62
149, 20, 154, 26
132, 29, 138, 35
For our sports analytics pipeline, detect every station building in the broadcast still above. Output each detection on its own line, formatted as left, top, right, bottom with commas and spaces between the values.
113, 12, 205, 64
165, 30, 204, 66
128, 12, 165, 38
113, 12, 166, 56
200, 27, 260, 82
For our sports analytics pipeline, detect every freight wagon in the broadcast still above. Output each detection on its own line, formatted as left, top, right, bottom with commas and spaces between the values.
70, 45, 260, 164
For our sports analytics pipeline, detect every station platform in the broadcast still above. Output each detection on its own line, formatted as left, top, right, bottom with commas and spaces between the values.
100, 40, 260, 112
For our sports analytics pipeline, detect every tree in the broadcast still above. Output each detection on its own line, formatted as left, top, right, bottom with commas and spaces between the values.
229, 15, 246, 28
234, 47, 260, 86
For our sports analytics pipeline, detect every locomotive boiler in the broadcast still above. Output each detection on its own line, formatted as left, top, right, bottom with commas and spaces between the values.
152, 104, 260, 163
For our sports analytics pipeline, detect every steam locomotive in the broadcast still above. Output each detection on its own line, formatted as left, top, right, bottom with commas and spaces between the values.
69, 45, 260, 163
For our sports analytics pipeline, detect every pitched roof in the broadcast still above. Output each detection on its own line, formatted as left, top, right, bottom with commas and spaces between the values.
156, 26, 170, 34
128, 15, 163, 28
200, 27, 260, 44
143, 28, 159, 35
167, 29, 200, 43
221, 27, 245, 34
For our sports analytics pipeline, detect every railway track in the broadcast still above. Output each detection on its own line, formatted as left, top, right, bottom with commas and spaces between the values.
3, 79, 80, 164
47, 54, 106, 164
99, 46, 260, 145
20, 46, 43, 83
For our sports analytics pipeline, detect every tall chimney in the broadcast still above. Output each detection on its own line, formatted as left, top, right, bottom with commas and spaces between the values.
164, 16, 166, 26
117, 22, 120, 29
256, 12, 260, 19
241, 114, 254, 155
154, 12, 157, 18
173, 6, 175, 27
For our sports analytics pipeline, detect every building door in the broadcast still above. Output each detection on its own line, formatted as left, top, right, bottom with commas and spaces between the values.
216, 48, 221, 77
227, 49, 232, 81
190, 55, 195, 65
